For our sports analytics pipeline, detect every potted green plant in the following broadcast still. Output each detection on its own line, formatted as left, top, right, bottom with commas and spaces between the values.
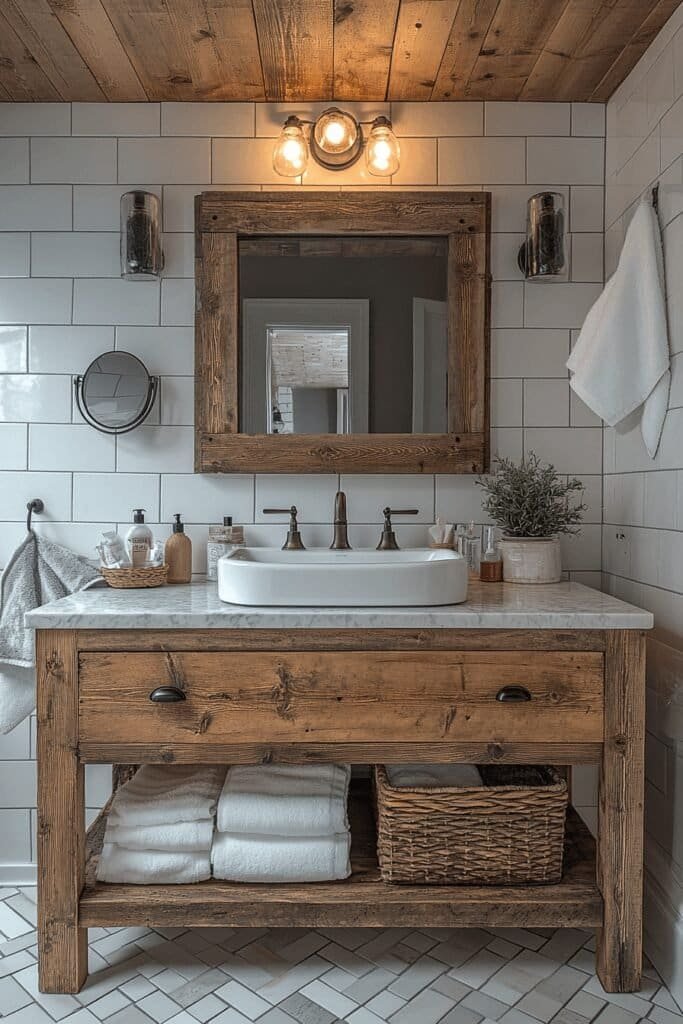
476, 453, 586, 584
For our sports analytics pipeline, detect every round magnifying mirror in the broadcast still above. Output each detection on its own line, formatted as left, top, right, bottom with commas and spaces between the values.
75, 351, 158, 434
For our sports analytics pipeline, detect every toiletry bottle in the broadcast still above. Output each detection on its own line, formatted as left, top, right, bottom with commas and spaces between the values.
165, 514, 192, 584
479, 526, 503, 582
126, 509, 153, 568
464, 520, 482, 578
207, 516, 233, 581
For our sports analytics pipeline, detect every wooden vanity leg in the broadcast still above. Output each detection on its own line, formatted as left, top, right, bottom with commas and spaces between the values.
597, 630, 646, 993
36, 630, 87, 994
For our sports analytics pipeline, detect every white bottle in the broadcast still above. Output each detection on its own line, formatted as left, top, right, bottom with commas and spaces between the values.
126, 509, 153, 568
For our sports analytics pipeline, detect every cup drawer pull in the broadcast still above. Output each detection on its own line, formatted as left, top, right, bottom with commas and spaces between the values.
495, 685, 532, 703
149, 686, 186, 703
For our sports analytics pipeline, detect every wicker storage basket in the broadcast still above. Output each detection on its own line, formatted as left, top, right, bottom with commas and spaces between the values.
100, 565, 168, 589
374, 764, 567, 885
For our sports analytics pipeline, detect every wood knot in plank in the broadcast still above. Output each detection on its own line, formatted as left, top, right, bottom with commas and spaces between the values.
335, 2, 354, 24
272, 665, 297, 721
612, 733, 628, 753
442, 706, 457, 734
196, 712, 213, 735
487, 742, 504, 760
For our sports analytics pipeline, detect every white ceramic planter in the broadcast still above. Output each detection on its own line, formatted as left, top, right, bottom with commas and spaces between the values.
499, 536, 562, 584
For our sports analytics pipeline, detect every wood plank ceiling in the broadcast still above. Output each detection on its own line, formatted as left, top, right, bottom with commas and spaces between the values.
0, 0, 680, 104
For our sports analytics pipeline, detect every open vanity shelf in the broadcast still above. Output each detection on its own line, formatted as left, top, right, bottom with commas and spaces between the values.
81, 780, 600, 930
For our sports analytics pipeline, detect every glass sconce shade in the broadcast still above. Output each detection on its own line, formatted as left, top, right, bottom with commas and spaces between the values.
366, 117, 400, 176
120, 190, 163, 280
273, 116, 309, 176
518, 191, 567, 281
310, 108, 362, 168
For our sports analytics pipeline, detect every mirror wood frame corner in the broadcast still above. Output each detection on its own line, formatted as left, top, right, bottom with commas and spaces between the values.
194, 190, 491, 475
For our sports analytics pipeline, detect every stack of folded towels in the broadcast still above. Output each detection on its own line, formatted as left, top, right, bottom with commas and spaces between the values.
97, 765, 227, 884
386, 763, 483, 788
212, 763, 351, 882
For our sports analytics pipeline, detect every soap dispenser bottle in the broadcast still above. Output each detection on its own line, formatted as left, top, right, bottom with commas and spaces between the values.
165, 514, 192, 584
126, 509, 153, 568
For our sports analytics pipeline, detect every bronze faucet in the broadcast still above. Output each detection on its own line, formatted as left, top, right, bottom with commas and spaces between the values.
330, 491, 351, 550
377, 507, 419, 550
262, 506, 305, 550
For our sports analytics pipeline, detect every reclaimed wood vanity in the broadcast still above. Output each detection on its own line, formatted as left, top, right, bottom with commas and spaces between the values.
27, 580, 652, 996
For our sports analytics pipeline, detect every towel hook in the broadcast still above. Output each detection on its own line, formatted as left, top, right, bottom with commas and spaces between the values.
26, 498, 44, 533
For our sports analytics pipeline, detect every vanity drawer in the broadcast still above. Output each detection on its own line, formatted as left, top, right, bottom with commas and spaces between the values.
78, 650, 604, 747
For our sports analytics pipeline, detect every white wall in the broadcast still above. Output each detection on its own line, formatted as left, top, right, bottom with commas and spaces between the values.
0, 99, 605, 880
605, 3, 683, 1004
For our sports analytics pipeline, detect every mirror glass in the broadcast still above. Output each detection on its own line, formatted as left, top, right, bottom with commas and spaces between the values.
239, 236, 448, 434
81, 351, 153, 431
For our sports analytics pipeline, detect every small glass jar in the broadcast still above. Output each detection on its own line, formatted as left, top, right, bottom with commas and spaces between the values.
120, 190, 163, 280
479, 526, 503, 582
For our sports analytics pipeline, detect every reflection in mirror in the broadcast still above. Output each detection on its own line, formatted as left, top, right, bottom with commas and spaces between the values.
267, 327, 349, 434
75, 351, 158, 434
239, 237, 448, 435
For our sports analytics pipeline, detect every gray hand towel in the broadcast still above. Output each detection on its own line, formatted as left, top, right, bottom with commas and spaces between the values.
0, 532, 101, 733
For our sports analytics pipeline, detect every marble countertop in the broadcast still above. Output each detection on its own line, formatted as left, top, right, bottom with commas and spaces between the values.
25, 579, 653, 630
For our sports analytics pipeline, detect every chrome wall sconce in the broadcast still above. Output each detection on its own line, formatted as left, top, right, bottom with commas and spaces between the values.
273, 107, 400, 178
75, 351, 158, 435
120, 190, 164, 280
518, 191, 567, 281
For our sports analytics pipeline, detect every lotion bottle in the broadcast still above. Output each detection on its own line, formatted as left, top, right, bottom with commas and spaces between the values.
166, 514, 192, 584
126, 509, 153, 568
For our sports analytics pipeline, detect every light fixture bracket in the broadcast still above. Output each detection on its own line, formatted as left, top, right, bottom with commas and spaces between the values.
309, 107, 363, 170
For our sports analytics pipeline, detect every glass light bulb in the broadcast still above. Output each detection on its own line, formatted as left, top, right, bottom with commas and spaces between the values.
314, 109, 358, 155
366, 120, 400, 177
273, 121, 308, 177
323, 119, 346, 147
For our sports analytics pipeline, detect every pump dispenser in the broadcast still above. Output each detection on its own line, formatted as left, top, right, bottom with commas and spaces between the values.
125, 509, 153, 568
165, 513, 192, 584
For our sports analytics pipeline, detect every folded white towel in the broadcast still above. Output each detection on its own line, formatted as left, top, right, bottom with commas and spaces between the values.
567, 197, 670, 458
211, 831, 351, 882
217, 763, 351, 837
103, 819, 214, 853
387, 763, 483, 788
108, 765, 226, 828
97, 844, 211, 884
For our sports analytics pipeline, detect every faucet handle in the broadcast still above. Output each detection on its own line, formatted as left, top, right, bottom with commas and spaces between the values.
377, 507, 419, 551
262, 506, 305, 551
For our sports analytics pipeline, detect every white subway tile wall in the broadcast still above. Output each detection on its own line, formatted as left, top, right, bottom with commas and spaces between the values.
0, 100, 604, 879
605, 3, 683, 1005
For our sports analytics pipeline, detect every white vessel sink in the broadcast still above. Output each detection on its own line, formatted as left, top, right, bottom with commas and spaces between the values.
217, 547, 468, 607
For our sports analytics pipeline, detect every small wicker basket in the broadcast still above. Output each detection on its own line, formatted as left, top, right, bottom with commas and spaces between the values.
100, 565, 168, 589
374, 764, 567, 885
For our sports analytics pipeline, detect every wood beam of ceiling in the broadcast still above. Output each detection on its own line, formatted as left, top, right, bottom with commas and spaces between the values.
0, 0, 678, 103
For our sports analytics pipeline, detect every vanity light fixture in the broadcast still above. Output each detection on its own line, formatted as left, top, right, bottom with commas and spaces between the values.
517, 191, 567, 281
273, 108, 400, 178
120, 190, 163, 280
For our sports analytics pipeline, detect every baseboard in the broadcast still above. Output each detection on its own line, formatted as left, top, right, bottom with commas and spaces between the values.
645, 866, 683, 1011
0, 863, 37, 886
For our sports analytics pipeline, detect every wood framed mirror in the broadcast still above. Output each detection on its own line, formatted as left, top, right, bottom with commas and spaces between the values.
195, 191, 490, 474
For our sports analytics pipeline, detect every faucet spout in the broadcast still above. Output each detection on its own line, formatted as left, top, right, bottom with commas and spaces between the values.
330, 491, 352, 550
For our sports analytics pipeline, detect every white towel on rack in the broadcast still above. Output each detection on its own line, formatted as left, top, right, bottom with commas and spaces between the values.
107, 765, 227, 828
386, 764, 483, 788
97, 843, 211, 884
211, 830, 351, 882
216, 763, 351, 837
567, 197, 670, 458
103, 818, 214, 853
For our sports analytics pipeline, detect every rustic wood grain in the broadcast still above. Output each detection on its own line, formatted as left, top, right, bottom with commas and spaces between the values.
448, 227, 490, 436
253, 0, 333, 101
8, 0, 677, 101
199, 432, 487, 474
48, 0, 147, 101
239, 236, 449, 259
387, 0, 459, 101
431, 0, 499, 100
194, 226, 236, 469
333, 0, 399, 100
99, 0, 195, 100
81, 740, 603, 765
198, 190, 488, 235
0, 11, 62, 100
165, 0, 265, 100
36, 630, 87, 994
597, 630, 646, 993
465, 0, 570, 101
81, 784, 600, 929
79, 649, 604, 747
2, 0, 105, 101
75, 624, 608, 653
